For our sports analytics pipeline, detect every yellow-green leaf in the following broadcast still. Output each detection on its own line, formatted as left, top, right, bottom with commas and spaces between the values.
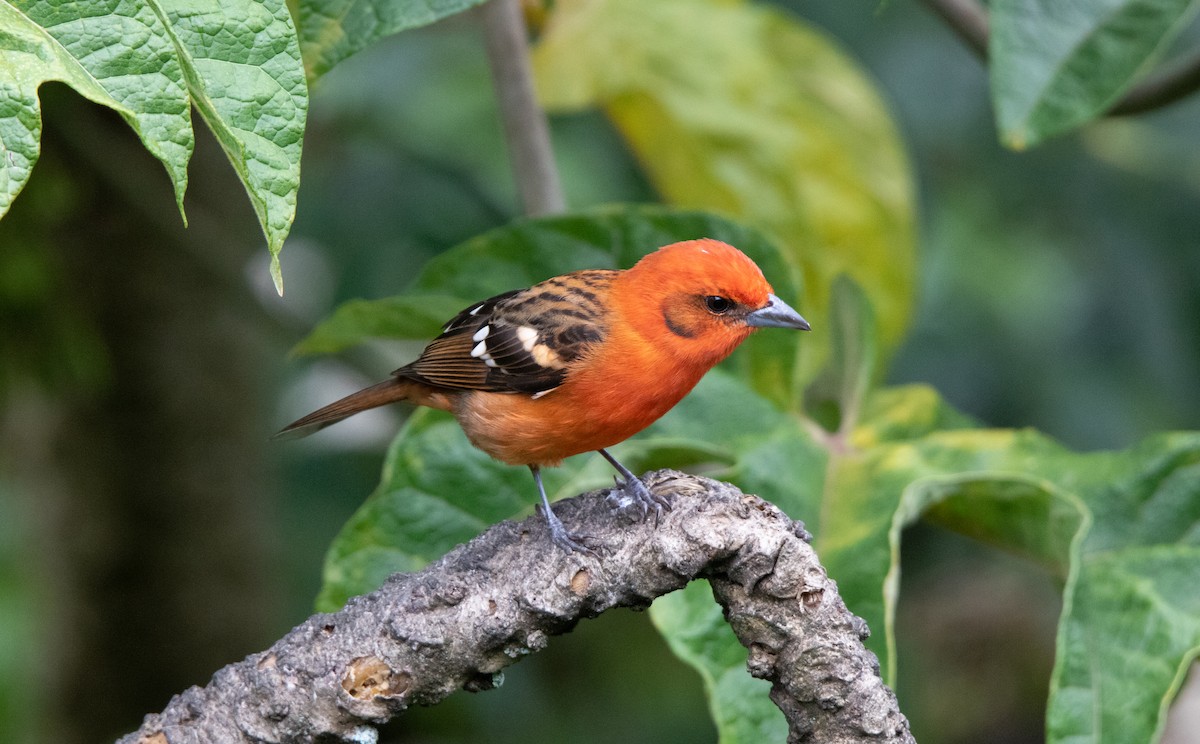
533, 0, 916, 397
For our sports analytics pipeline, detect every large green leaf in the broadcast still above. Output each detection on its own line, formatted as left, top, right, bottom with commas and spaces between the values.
1, 0, 191, 217
1051, 547, 1200, 743
830, 398, 1200, 744
650, 581, 786, 743
990, 0, 1197, 148
1, 0, 306, 293
292, 294, 468, 356
1045, 439, 1200, 744
532, 0, 916, 395
293, 0, 489, 81
161, 0, 307, 293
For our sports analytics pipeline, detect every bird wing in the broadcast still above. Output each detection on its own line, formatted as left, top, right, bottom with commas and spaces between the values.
395, 269, 616, 396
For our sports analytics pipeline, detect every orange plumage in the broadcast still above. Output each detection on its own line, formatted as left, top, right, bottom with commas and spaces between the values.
279, 239, 809, 551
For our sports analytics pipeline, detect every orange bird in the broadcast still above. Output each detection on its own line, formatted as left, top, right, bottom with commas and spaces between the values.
278, 239, 810, 551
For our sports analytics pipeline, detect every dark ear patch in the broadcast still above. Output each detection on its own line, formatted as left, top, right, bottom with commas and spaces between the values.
662, 301, 698, 338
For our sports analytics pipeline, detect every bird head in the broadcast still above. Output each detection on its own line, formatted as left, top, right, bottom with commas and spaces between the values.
615, 239, 810, 367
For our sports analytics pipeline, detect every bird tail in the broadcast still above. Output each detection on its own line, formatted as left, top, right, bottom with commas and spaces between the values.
274, 378, 418, 440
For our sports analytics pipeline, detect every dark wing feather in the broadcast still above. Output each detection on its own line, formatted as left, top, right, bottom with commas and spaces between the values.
438, 289, 522, 335
394, 270, 616, 396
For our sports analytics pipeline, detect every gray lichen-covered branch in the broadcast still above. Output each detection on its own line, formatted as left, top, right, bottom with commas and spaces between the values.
119, 471, 913, 744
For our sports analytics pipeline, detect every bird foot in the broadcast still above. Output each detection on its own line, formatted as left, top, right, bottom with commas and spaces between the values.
539, 503, 601, 556
606, 474, 673, 524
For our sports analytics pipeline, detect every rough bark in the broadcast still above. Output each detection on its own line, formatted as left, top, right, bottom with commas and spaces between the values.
119, 471, 912, 744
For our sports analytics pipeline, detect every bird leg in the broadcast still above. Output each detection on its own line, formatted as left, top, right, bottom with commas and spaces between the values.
597, 448, 672, 522
529, 465, 598, 555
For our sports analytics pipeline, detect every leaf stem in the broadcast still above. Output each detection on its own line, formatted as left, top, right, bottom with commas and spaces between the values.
1107, 47, 1200, 115
920, 0, 989, 57
479, 0, 566, 216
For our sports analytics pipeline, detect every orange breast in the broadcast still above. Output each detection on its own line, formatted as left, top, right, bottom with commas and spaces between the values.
451, 328, 709, 467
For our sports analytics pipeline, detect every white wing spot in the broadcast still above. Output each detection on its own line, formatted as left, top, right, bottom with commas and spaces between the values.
470, 340, 488, 358
484, 358, 498, 368
468, 304, 484, 316
531, 389, 553, 399
516, 326, 538, 352
472, 325, 490, 342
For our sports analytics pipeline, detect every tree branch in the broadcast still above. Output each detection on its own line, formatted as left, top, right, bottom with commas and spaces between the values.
1106, 47, 1200, 116
920, 0, 988, 57
118, 471, 912, 744
479, 0, 566, 216
918, 0, 1200, 115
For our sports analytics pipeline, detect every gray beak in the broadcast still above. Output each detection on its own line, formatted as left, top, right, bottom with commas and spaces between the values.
746, 294, 811, 331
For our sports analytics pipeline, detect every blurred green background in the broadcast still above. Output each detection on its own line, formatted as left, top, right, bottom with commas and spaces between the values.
0, 2, 1197, 743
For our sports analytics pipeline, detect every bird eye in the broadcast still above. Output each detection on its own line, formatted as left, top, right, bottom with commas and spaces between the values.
704, 295, 733, 314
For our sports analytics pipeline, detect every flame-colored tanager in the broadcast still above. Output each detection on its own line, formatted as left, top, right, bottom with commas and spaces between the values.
279, 239, 810, 551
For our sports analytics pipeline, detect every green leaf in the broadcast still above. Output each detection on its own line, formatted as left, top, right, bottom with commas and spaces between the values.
161, 0, 308, 294
532, 0, 916, 392
852, 383, 977, 447
822, 422, 1087, 677
651, 582, 786, 743
821, 400, 1200, 744
294, 0, 489, 81
1, 0, 191, 218
1049, 547, 1200, 744
1, 0, 306, 294
1044, 436, 1200, 744
803, 274, 879, 436
317, 407, 543, 611
990, 0, 1197, 148
293, 294, 468, 355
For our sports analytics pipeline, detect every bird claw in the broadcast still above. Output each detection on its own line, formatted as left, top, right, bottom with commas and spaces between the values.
539, 503, 601, 556
607, 474, 672, 525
